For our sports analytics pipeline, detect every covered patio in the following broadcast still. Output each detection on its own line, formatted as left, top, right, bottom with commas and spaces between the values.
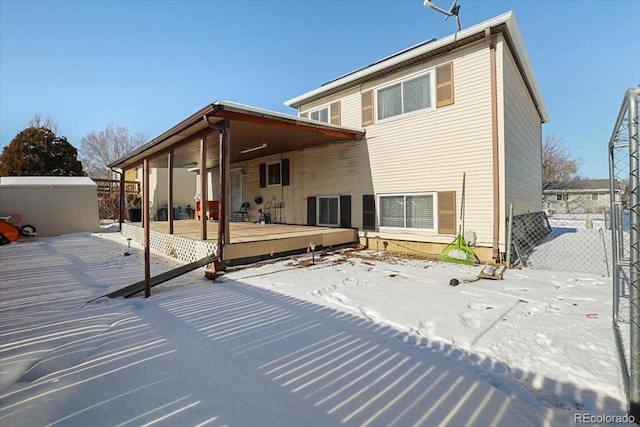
109, 101, 365, 293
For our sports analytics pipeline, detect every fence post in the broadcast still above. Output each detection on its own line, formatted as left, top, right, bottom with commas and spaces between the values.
628, 88, 640, 419
505, 203, 513, 267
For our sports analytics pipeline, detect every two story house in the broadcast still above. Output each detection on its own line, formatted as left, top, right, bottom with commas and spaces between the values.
266, 11, 546, 261
111, 11, 547, 264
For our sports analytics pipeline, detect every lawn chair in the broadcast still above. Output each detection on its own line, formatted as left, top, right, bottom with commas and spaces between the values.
234, 202, 250, 221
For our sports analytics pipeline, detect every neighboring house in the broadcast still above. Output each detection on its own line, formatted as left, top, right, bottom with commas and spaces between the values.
283, 11, 547, 261
543, 179, 613, 214
110, 11, 547, 263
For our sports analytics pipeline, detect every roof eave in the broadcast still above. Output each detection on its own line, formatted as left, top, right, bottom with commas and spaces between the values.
108, 101, 365, 170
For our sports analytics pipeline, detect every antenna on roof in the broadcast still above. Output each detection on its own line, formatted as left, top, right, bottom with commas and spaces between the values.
423, 0, 461, 32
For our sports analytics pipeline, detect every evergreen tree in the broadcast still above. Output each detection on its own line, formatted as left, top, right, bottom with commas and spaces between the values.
0, 125, 85, 176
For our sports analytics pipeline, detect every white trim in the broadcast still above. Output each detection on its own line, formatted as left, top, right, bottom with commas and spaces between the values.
284, 11, 548, 123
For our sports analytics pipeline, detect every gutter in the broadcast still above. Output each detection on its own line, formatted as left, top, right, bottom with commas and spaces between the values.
110, 167, 125, 231
486, 27, 501, 262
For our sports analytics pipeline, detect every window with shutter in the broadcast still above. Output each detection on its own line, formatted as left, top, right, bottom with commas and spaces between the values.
330, 101, 341, 125
379, 193, 436, 231
300, 111, 309, 118
318, 196, 339, 226
376, 72, 433, 120
361, 90, 374, 126
436, 62, 454, 107
437, 191, 456, 234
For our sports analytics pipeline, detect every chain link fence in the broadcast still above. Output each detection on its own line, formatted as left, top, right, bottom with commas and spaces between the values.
609, 88, 640, 419
506, 210, 612, 276
504, 88, 639, 417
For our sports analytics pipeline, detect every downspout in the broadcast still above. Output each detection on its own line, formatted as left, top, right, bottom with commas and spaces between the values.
485, 27, 501, 261
203, 115, 228, 263
110, 167, 125, 231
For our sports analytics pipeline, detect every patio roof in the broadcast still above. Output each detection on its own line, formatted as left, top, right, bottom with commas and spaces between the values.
108, 101, 365, 171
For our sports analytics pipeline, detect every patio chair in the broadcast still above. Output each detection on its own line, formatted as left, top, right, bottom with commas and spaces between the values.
234, 202, 250, 221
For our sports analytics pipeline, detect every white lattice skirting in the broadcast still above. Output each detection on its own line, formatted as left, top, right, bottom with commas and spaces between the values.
122, 223, 218, 265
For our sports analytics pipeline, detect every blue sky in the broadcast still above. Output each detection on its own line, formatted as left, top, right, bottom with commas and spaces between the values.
1, 0, 638, 179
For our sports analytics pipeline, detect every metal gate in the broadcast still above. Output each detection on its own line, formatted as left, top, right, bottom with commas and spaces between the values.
609, 87, 640, 419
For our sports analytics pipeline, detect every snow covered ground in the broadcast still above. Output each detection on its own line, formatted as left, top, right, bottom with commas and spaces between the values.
0, 230, 634, 426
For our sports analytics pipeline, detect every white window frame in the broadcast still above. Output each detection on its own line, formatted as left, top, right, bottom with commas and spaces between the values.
378, 193, 436, 231
375, 70, 435, 122
267, 161, 281, 187
306, 104, 331, 123
317, 196, 340, 226
557, 194, 569, 201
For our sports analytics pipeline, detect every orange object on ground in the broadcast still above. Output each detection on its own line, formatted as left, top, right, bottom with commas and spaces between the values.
0, 220, 20, 242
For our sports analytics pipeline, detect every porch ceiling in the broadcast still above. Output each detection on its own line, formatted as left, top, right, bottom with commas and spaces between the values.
109, 101, 365, 171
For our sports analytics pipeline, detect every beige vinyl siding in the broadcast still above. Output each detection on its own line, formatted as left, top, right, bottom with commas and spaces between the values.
299, 88, 363, 128
231, 140, 373, 227
500, 38, 543, 221
365, 42, 496, 247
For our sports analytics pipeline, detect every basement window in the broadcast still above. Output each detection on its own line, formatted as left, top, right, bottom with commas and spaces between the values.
379, 194, 434, 230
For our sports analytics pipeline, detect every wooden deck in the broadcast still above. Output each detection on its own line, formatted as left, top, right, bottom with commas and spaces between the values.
123, 220, 357, 266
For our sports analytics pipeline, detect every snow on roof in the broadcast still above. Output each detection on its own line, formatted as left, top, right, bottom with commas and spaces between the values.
0, 176, 97, 188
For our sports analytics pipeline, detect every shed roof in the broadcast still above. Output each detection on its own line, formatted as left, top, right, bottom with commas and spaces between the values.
285, 11, 548, 123
0, 176, 97, 188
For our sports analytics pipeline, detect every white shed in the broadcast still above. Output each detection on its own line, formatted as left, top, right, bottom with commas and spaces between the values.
0, 176, 99, 237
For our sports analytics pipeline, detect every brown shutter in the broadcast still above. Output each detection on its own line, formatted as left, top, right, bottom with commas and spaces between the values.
259, 163, 266, 188
307, 197, 317, 226
339, 195, 351, 228
300, 111, 308, 118
362, 194, 375, 230
438, 191, 456, 234
436, 62, 454, 107
281, 158, 290, 186
330, 101, 341, 125
361, 90, 374, 126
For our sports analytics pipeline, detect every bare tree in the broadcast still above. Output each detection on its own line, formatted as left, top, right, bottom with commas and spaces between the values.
79, 124, 146, 178
542, 133, 581, 189
28, 113, 59, 134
